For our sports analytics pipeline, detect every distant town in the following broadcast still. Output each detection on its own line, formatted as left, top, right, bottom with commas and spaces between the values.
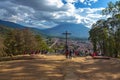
46, 37, 93, 55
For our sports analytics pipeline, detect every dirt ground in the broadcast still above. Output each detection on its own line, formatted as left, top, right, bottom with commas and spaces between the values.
0, 54, 120, 80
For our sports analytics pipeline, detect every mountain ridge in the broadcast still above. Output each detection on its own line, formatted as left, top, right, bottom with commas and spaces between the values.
0, 20, 90, 39
41, 23, 90, 39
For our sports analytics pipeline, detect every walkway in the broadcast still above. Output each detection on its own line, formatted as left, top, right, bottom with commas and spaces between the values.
0, 55, 120, 80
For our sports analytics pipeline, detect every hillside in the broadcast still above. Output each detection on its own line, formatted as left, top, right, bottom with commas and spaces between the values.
0, 25, 12, 36
0, 20, 26, 29
0, 20, 46, 37
0, 20, 90, 39
41, 23, 90, 39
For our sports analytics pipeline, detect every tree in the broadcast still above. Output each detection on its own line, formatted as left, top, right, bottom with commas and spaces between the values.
4, 30, 17, 56
0, 36, 6, 57
21, 28, 37, 54
89, 19, 109, 56
4, 28, 38, 56
89, 26, 97, 52
102, 1, 120, 16
89, 0, 120, 57
35, 35, 49, 51
3, 28, 49, 56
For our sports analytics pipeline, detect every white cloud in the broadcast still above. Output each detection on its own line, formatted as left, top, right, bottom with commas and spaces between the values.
87, 14, 103, 19
64, 3, 75, 13
79, 0, 85, 3
65, 0, 78, 3
32, 21, 58, 28
0, 0, 107, 29
0, 9, 7, 19
44, 0, 64, 8
76, 8, 105, 28
8, 15, 23, 23
85, 8, 104, 14
80, 0, 98, 6
11, 0, 65, 12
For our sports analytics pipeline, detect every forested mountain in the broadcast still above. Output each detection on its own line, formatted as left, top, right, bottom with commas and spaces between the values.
0, 20, 90, 39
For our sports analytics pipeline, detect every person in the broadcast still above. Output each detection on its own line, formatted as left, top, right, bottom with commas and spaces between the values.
85, 50, 88, 56
92, 52, 97, 57
98, 51, 102, 56
69, 49, 73, 59
74, 50, 78, 56
65, 50, 69, 58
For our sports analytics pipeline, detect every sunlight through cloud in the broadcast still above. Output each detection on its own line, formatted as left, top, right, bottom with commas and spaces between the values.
0, 0, 112, 29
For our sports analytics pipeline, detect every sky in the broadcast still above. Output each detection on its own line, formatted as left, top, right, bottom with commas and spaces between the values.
0, 0, 118, 29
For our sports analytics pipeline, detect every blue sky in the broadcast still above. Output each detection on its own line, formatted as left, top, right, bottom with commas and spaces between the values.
74, 0, 117, 8
0, 0, 118, 29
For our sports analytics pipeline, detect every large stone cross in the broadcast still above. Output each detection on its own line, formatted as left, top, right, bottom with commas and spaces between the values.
62, 31, 71, 51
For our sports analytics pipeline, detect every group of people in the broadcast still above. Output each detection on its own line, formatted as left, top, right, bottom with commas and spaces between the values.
64, 48, 104, 59
65, 49, 90, 59
23, 49, 99, 58
65, 50, 72, 59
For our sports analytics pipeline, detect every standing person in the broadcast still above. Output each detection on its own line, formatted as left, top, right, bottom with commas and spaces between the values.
98, 51, 102, 56
65, 50, 69, 58
69, 49, 73, 59
85, 50, 88, 56
92, 52, 97, 57
75, 50, 79, 56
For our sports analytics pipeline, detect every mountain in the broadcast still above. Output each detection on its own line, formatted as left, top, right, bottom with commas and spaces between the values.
41, 23, 90, 39
0, 20, 90, 39
0, 20, 47, 37
0, 20, 26, 29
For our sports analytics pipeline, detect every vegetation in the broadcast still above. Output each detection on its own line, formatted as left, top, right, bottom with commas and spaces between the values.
89, 1, 120, 57
0, 26, 49, 57
0, 36, 6, 57
0, 25, 12, 57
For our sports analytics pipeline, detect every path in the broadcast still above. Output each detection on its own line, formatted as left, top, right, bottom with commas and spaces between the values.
49, 39, 58, 48
0, 55, 120, 80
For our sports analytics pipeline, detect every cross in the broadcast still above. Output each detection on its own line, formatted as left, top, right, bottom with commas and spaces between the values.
62, 31, 71, 51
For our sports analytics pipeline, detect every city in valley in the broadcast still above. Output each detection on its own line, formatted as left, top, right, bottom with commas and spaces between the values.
47, 38, 93, 56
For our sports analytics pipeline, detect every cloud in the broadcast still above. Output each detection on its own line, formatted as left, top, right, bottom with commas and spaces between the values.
65, 0, 78, 3
0, 0, 106, 29
79, 0, 85, 3
79, 0, 98, 6
12, 0, 65, 12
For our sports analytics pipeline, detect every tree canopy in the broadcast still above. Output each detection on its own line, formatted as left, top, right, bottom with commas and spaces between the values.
89, 1, 120, 57
3, 28, 49, 56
